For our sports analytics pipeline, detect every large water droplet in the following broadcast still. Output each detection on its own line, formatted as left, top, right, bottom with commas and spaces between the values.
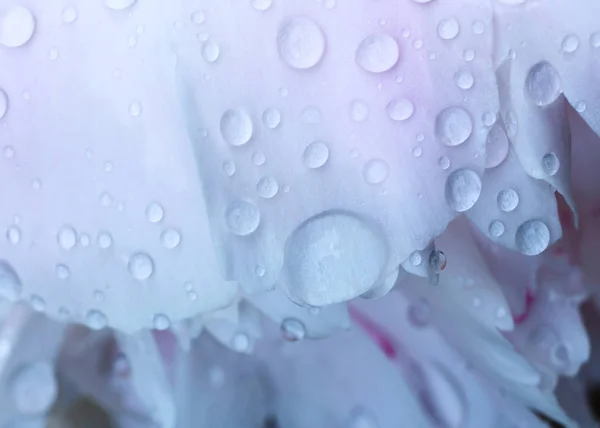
0, 261, 21, 300
277, 18, 326, 69
220, 109, 253, 146
128, 252, 154, 280
435, 107, 473, 146
516, 220, 550, 256
285, 212, 386, 306
0, 6, 35, 48
356, 34, 400, 73
561, 34, 579, 53
10, 361, 57, 414
445, 168, 482, 212
525, 61, 562, 106
225, 200, 261, 236
437, 18, 460, 40
257, 176, 279, 199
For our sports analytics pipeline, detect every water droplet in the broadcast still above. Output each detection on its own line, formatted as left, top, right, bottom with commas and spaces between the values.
220, 109, 253, 146
525, 61, 562, 106
277, 18, 326, 69
128, 252, 154, 280
408, 297, 430, 327
251, 150, 266, 166
100, 192, 113, 208
57, 226, 77, 250
93, 290, 105, 302
0, 261, 21, 300
61, 6, 78, 24
201, 41, 220, 62
435, 107, 473, 146
129, 101, 142, 117
300, 106, 322, 124
231, 332, 250, 352
0, 89, 8, 120
4, 145, 15, 158
262, 108, 281, 129
10, 361, 57, 415
516, 220, 550, 256
363, 159, 389, 184
30, 295, 46, 312
561, 34, 580, 53
463, 49, 475, 61
104, 0, 136, 10
222, 161, 236, 177
281, 318, 306, 341
285, 212, 386, 306
410, 251, 423, 266
454, 70, 474, 90
445, 168, 482, 212
48, 48, 59, 61
0, 6, 35, 48
257, 176, 279, 199
350, 100, 369, 122
56, 264, 70, 280
386, 98, 414, 121
437, 18, 460, 40
6, 226, 21, 245
590, 32, 600, 49
489, 220, 505, 237
482, 111, 497, 127
485, 124, 509, 168
225, 200, 261, 236
86, 310, 108, 330
472, 20, 485, 34
497, 188, 519, 212
541, 152, 560, 176
429, 250, 447, 273
356, 33, 400, 73
96, 231, 112, 249
146, 202, 164, 223
303, 141, 330, 169
191, 11, 205, 24
438, 156, 451, 170
103, 161, 114, 173
160, 228, 181, 249
412, 146, 423, 157
348, 406, 379, 428
153, 313, 171, 330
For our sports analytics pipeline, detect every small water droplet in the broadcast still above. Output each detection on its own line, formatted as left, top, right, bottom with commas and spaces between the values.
489, 220, 505, 237
225, 200, 261, 236
516, 220, 550, 256
153, 313, 171, 330
191, 11, 205, 24
437, 17, 460, 40
485, 124, 509, 168
30, 294, 46, 312
541, 152, 560, 176
525, 61, 562, 106
220, 109, 253, 146
435, 106, 473, 146
160, 228, 181, 249
86, 310, 108, 330
497, 188, 519, 212
255, 265, 266, 277
561, 34, 580, 53
386, 98, 414, 121
350, 100, 369, 122
429, 250, 447, 273
104, 0, 136, 10
61, 6, 78, 24
0, 89, 8, 120
100, 192, 113, 207
281, 318, 306, 341
129, 101, 142, 116
56, 264, 70, 280
363, 159, 389, 185
201, 41, 220, 62
6, 226, 21, 245
146, 202, 164, 223
97, 231, 113, 249
438, 156, 451, 170
454, 70, 474, 90
128, 252, 154, 280
262, 108, 281, 129
231, 332, 250, 352
303, 141, 330, 169
222, 161, 236, 177
251, 150, 266, 166
257, 176, 279, 198
57, 226, 77, 250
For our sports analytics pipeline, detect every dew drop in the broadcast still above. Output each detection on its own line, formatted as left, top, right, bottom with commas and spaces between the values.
561, 34, 579, 53
191, 11, 205, 24
160, 228, 181, 249
445, 168, 482, 212
485, 124, 509, 168
281, 318, 306, 341
435, 107, 473, 146
61, 6, 78, 24
6, 226, 21, 245
277, 18, 326, 69
525, 61, 562, 106
30, 295, 46, 312
104, 0, 136, 10
516, 220, 550, 256
57, 226, 77, 250
146, 202, 164, 223
303, 141, 330, 169
220, 109, 253, 146
363, 159, 389, 185
454, 70, 474, 90
201, 41, 220, 62
231, 332, 250, 352
541, 152, 560, 176
0, 5, 35, 48
437, 18, 460, 40
222, 161, 236, 177
350, 100, 369, 122
489, 220, 505, 238
257, 176, 279, 199
225, 200, 261, 236
497, 188, 519, 212
590, 32, 600, 49
356, 33, 400, 73
153, 313, 171, 331
386, 98, 414, 121
429, 250, 447, 273
86, 310, 108, 330
438, 156, 451, 170
0, 89, 7, 120
128, 252, 154, 280
129, 101, 142, 117
251, 0, 273, 11
262, 108, 281, 129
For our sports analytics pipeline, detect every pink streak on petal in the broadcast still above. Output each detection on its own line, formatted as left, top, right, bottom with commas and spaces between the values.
349, 305, 398, 360
513, 290, 536, 325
